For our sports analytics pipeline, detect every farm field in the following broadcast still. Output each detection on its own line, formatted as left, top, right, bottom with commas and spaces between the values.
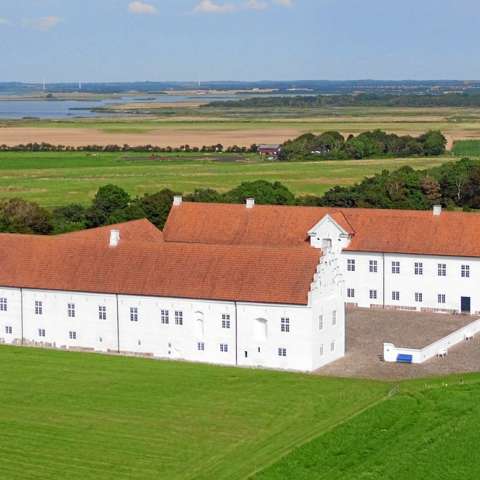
452, 139, 480, 157
3, 106, 480, 148
0, 345, 478, 479
0, 151, 452, 207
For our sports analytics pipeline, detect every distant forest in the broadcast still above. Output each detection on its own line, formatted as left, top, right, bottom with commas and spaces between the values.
206, 93, 480, 108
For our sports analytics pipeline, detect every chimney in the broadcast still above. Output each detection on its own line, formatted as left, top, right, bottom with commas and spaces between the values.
109, 229, 120, 248
246, 198, 255, 209
173, 195, 183, 207
433, 205, 442, 216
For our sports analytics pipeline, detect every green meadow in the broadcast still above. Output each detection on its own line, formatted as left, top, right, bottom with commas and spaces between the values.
0, 345, 478, 479
0, 151, 451, 207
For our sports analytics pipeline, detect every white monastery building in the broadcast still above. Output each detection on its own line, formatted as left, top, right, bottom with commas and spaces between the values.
0, 197, 479, 372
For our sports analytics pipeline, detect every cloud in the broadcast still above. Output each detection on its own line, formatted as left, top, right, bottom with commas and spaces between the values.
245, 0, 269, 10
128, 1, 158, 15
194, 0, 237, 13
25, 16, 62, 31
273, 0, 294, 6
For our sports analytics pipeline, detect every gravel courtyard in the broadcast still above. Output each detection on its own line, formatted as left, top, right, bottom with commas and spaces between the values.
317, 308, 480, 380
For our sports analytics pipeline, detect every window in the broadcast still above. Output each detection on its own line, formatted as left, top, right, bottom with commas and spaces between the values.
130, 307, 138, 322
392, 291, 400, 301
281, 317, 290, 332
369, 260, 378, 273
392, 261, 400, 274
175, 311, 183, 326
0, 298, 7, 312
220, 343, 228, 353
35, 301, 43, 315
332, 311, 337, 326
415, 292, 423, 303
330, 341, 335, 352
69, 331, 77, 340
161, 309, 169, 324
347, 288, 355, 298
438, 294, 446, 304
347, 259, 355, 272
461, 265, 470, 278
98, 305, 106, 320
197, 342, 205, 351
5, 326, 12, 335
278, 348, 287, 357
319, 344, 324, 356
369, 290, 378, 300
38, 329, 46, 337
67, 303, 75, 318
221, 314, 231, 329
319, 315, 324, 330
414, 262, 423, 275
438, 263, 447, 277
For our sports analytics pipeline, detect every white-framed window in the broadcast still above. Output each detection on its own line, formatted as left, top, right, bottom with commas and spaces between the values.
38, 328, 46, 337
391, 261, 400, 274
220, 343, 228, 353
161, 309, 169, 324
281, 317, 290, 332
319, 344, 324, 356
98, 305, 107, 320
5, 326, 12, 335
438, 263, 447, 277
332, 311, 337, 326
347, 259, 355, 272
461, 265, 470, 278
69, 331, 77, 340
130, 307, 138, 322
369, 290, 378, 300
278, 348, 287, 357
414, 262, 423, 275
197, 342, 205, 351
438, 294, 446, 304
415, 292, 423, 303
0, 298, 7, 312
330, 341, 335, 352
221, 314, 231, 329
319, 315, 324, 330
369, 260, 378, 273
67, 303, 75, 318
392, 291, 400, 301
35, 300, 43, 315
175, 311, 183, 325
347, 288, 355, 298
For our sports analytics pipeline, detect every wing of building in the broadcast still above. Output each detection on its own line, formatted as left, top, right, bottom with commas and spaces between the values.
1, 197, 478, 372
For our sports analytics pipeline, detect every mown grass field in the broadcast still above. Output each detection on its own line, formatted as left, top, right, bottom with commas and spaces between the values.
452, 139, 480, 157
0, 151, 452, 207
1, 346, 479, 479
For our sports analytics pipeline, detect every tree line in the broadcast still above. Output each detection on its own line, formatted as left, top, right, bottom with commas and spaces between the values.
279, 130, 447, 161
0, 157, 478, 236
206, 93, 480, 108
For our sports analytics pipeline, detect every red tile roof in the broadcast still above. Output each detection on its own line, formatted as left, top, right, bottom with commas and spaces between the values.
0, 225, 318, 305
164, 202, 480, 258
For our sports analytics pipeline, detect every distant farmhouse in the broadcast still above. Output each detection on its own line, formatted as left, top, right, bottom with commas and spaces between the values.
0, 199, 479, 371
257, 144, 281, 158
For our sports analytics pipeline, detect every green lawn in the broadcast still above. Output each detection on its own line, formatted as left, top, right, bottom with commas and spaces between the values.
0, 346, 389, 480
0, 151, 452, 207
1, 346, 479, 479
255, 376, 480, 479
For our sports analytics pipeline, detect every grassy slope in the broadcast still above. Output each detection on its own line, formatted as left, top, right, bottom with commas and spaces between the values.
254, 375, 480, 480
0, 152, 451, 207
0, 346, 389, 480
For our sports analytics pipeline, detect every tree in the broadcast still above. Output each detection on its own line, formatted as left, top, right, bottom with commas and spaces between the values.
419, 130, 447, 156
184, 188, 224, 203
138, 189, 178, 229
0, 198, 53, 234
224, 180, 295, 205
85, 185, 131, 227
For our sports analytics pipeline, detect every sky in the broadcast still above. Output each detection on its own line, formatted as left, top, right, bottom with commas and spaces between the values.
1, 0, 479, 82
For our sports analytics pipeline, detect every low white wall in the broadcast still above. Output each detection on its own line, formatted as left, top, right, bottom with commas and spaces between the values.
384, 319, 480, 363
